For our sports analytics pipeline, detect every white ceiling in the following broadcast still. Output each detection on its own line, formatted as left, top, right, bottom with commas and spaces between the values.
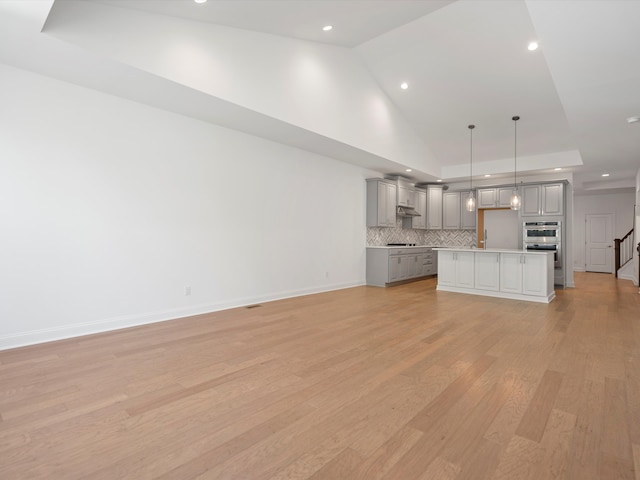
2, 0, 639, 192
94, 0, 455, 47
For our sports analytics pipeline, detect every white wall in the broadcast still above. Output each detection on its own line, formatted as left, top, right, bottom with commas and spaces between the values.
0, 64, 372, 349
572, 191, 636, 272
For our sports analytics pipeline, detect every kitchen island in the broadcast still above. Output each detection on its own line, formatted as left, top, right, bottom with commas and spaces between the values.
434, 247, 555, 303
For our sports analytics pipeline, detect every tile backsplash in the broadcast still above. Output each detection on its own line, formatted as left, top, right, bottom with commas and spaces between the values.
367, 218, 476, 246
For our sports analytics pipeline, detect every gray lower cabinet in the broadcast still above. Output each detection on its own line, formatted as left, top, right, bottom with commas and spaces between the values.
423, 249, 437, 275
366, 247, 436, 286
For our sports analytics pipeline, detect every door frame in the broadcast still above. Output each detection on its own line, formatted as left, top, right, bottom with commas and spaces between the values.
585, 213, 614, 273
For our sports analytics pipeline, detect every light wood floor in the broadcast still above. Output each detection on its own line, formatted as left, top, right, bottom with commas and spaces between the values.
1, 272, 639, 479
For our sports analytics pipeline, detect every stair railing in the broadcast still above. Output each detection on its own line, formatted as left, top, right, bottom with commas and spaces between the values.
614, 228, 634, 277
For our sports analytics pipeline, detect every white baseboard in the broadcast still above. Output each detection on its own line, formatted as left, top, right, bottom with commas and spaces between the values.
617, 261, 638, 286
572, 266, 585, 272
618, 272, 639, 286
436, 285, 555, 304
0, 281, 364, 351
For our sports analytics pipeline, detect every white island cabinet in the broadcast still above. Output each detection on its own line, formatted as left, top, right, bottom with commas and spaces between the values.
475, 251, 500, 291
437, 250, 474, 288
434, 248, 555, 303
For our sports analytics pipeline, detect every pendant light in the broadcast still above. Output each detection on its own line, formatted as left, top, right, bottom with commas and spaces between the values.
465, 124, 476, 212
510, 115, 521, 210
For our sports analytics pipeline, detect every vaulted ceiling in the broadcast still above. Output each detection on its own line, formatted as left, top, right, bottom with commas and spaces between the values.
1, 0, 638, 193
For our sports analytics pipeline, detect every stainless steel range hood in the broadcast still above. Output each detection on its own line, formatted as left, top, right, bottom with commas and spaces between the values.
397, 206, 421, 217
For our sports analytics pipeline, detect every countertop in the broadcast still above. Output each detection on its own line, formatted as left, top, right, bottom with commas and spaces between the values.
432, 247, 553, 255
366, 245, 442, 249
366, 246, 554, 256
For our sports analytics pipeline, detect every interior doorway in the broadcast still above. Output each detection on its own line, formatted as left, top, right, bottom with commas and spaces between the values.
585, 213, 613, 273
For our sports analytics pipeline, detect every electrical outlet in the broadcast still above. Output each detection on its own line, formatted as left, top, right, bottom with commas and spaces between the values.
185, 286, 191, 296
325, 271, 329, 278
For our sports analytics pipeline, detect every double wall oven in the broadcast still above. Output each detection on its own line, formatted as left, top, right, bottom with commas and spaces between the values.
523, 221, 563, 285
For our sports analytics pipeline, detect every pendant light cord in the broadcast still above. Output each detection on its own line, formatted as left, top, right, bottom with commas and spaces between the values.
512, 116, 519, 188
468, 124, 475, 191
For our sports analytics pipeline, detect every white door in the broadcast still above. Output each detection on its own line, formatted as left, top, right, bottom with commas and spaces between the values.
585, 213, 613, 273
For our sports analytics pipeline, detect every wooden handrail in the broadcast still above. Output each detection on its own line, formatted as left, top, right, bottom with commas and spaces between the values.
614, 228, 635, 277
620, 228, 634, 243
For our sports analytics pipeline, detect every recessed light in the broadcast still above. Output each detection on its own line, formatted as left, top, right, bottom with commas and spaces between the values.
528, 42, 538, 51
484, 174, 491, 177
322, 25, 333, 32
554, 167, 562, 171
194, 0, 207, 3
436, 179, 443, 182
405, 168, 412, 172
627, 116, 640, 124
400, 82, 409, 90
602, 173, 610, 177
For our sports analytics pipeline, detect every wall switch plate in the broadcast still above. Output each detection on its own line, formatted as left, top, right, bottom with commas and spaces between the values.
185, 286, 191, 296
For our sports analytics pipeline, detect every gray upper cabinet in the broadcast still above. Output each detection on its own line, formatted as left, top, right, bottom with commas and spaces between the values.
427, 185, 443, 230
366, 179, 397, 227
521, 183, 564, 216
478, 187, 513, 208
443, 191, 461, 229
414, 189, 427, 229
477, 188, 497, 209
403, 188, 427, 230
460, 191, 477, 229
521, 185, 541, 216
541, 183, 564, 215
397, 184, 416, 208
497, 187, 513, 207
